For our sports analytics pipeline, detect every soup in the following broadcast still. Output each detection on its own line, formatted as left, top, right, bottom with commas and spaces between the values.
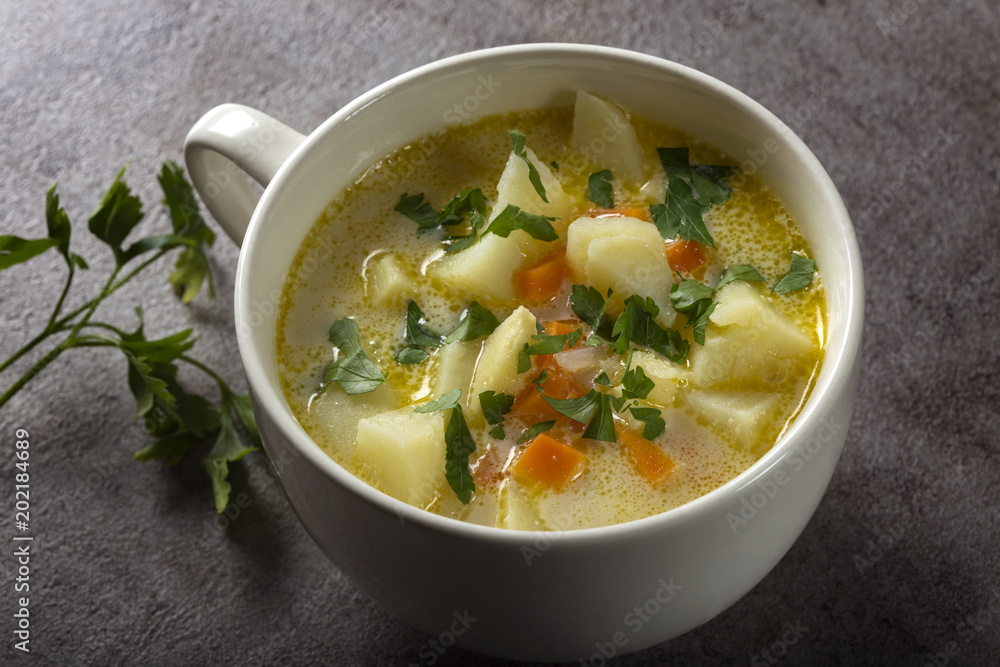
276, 91, 824, 530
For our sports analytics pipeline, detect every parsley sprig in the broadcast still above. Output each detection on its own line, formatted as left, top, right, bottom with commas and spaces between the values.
0, 163, 258, 513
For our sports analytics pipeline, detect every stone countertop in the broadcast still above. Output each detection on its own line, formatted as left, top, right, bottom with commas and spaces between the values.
1, 1, 998, 665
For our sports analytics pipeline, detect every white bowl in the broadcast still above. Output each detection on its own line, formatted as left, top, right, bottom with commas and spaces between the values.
185, 44, 864, 662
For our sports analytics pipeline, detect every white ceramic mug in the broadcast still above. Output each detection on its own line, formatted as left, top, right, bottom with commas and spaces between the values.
184, 44, 863, 662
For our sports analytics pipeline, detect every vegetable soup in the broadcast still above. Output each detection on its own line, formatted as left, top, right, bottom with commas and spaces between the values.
276, 91, 824, 530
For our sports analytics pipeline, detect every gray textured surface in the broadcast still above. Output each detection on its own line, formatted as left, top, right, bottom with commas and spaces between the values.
1, 1, 998, 665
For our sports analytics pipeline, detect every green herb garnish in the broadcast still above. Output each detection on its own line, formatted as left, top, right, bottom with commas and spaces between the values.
772, 252, 816, 294
587, 169, 614, 208
322, 318, 386, 395
508, 129, 548, 203
517, 420, 556, 445
396, 300, 444, 363
479, 390, 514, 426
394, 188, 485, 233
443, 301, 501, 343
415, 388, 476, 503
649, 147, 735, 247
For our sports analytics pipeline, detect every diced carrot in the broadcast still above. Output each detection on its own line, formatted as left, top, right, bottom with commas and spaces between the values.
517, 253, 569, 302
665, 239, 706, 275
510, 358, 586, 421
588, 207, 650, 222
616, 424, 675, 484
543, 320, 577, 337
541, 320, 583, 350
512, 433, 586, 490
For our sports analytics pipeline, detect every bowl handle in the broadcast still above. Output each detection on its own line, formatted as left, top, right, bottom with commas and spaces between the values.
183, 104, 306, 246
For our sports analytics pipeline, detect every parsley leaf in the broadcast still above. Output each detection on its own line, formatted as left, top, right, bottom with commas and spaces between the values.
517, 420, 556, 445
445, 209, 488, 253
395, 193, 458, 232
628, 406, 666, 440
0, 235, 57, 272
415, 389, 476, 503
486, 204, 559, 242
508, 129, 548, 203
403, 300, 443, 347
414, 387, 463, 413
489, 425, 506, 439
443, 302, 500, 343
772, 252, 816, 294
322, 318, 385, 395
444, 406, 477, 503
581, 392, 616, 443
570, 284, 614, 343
621, 365, 655, 401
716, 264, 765, 290
587, 170, 614, 208
543, 391, 601, 425
612, 295, 690, 363
395, 346, 430, 364
479, 390, 514, 425
87, 166, 145, 260
158, 162, 217, 302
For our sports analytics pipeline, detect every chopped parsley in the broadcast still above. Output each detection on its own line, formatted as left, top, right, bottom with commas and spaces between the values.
587, 169, 614, 208
415, 388, 476, 504
508, 129, 548, 203
322, 318, 385, 395
649, 147, 735, 247
772, 252, 816, 294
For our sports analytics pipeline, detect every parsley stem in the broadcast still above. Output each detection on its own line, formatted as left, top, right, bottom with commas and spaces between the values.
179, 354, 231, 395
46, 261, 75, 331
0, 336, 75, 410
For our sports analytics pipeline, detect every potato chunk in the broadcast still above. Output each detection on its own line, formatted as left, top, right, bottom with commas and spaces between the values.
710, 282, 813, 354
629, 350, 689, 407
690, 282, 813, 388
685, 390, 777, 453
433, 340, 482, 400
571, 90, 646, 183
355, 407, 447, 507
496, 480, 545, 531
427, 233, 527, 301
363, 252, 411, 305
566, 216, 677, 327
470, 306, 537, 406
489, 146, 574, 263
493, 147, 573, 230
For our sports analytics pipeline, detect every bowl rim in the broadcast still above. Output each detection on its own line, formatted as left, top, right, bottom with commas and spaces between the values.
235, 42, 865, 544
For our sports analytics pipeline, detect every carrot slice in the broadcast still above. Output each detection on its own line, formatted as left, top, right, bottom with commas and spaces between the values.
513, 433, 586, 490
517, 253, 569, 302
616, 424, 675, 484
665, 239, 706, 275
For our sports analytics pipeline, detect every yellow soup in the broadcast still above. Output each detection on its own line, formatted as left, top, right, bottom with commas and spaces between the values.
276, 91, 825, 531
